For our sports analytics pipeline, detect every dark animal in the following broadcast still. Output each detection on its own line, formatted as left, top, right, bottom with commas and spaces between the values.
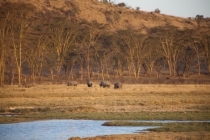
99, 81, 111, 88
67, 81, 78, 86
114, 82, 122, 89
22, 82, 36, 88
87, 80, 93, 87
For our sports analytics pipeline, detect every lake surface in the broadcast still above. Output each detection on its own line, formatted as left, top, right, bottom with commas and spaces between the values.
1, 120, 209, 140
0, 120, 157, 140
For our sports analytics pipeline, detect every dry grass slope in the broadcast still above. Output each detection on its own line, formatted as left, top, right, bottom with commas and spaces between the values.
1, 0, 203, 33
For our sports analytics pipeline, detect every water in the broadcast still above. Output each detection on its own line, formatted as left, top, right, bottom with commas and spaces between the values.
0, 120, 157, 140
1, 120, 209, 140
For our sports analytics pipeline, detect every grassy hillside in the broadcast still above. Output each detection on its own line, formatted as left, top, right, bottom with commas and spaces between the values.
2, 0, 207, 33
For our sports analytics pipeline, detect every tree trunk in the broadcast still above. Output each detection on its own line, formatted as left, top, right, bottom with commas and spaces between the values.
17, 66, 21, 86
37, 62, 43, 82
100, 62, 105, 80
30, 68, 35, 82
10, 71, 15, 85
197, 55, 201, 76
136, 65, 141, 78
57, 68, 61, 82
104, 59, 109, 79
0, 46, 5, 86
50, 68, 54, 81
69, 68, 73, 80
128, 65, 132, 78
37, 71, 42, 82
0, 60, 5, 86
96, 63, 100, 80
68, 61, 75, 80
56, 61, 62, 82
167, 59, 172, 77
80, 58, 83, 81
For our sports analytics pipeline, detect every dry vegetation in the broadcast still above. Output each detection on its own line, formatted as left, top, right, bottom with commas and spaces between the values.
1, 0, 201, 32
0, 84, 210, 113
1, 83, 210, 139
70, 132, 210, 140
0, 0, 210, 139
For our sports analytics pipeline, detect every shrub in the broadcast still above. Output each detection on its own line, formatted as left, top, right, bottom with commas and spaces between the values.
136, 7, 140, 11
118, 2, 126, 7
195, 15, 204, 20
154, 8, 160, 14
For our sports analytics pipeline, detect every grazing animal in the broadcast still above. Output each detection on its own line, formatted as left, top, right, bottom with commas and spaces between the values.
114, 82, 122, 89
67, 81, 78, 86
87, 80, 93, 87
22, 82, 36, 88
99, 81, 111, 88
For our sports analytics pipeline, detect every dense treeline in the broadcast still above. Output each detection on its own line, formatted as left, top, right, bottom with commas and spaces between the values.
0, 2, 210, 86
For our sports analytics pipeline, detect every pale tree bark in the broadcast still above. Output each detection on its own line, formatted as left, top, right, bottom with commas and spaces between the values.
50, 68, 54, 81
78, 54, 84, 81
0, 12, 9, 86
68, 60, 76, 80
100, 61, 105, 80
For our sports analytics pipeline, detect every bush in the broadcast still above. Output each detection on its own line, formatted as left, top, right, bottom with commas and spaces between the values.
118, 2, 126, 7
154, 8, 160, 14
136, 7, 140, 11
195, 15, 204, 20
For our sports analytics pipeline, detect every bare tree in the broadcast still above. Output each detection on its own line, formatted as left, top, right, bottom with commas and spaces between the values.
200, 33, 210, 74
78, 25, 101, 79
159, 30, 182, 77
154, 57, 166, 78
0, 12, 9, 86
7, 3, 36, 86
142, 38, 162, 77
49, 24, 75, 82
116, 32, 148, 78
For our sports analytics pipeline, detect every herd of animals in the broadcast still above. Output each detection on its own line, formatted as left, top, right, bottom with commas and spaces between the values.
67, 80, 122, 89
22, 80, 122, 89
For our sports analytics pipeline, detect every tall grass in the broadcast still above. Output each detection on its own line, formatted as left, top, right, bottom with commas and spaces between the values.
0, 84, 210, 123
0, 111, 210, 124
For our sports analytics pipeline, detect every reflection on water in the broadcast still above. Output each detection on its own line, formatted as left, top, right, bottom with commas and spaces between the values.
0, 120, 157, 140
